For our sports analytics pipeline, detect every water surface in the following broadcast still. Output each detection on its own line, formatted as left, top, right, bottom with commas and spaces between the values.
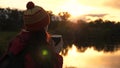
62, 45, 120, 68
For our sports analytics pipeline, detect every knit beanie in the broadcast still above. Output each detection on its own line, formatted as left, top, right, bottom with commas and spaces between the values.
23, 1, 50, 31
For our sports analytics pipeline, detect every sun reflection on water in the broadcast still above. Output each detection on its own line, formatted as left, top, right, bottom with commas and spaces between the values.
62, 44, 120, 68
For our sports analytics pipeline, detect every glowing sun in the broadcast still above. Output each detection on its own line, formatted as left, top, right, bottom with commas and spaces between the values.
60, 0, 94, 17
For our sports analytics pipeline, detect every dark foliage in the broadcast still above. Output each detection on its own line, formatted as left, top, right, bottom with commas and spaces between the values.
0, 8, 23, 31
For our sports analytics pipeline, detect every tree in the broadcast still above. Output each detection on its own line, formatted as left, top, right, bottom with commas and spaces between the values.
58, 12, 71, 21
0, 8, 23, 31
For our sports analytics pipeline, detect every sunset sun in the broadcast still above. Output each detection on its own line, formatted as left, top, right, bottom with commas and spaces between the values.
60, 0, 94, 17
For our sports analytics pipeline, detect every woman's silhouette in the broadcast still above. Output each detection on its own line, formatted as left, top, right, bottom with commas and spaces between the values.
0, 1, 63, 68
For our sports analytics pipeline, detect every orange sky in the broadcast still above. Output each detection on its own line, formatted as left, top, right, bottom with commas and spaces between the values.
0, 0, 120, 22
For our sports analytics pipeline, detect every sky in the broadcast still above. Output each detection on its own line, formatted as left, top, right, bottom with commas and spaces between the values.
0, 0, 120, 22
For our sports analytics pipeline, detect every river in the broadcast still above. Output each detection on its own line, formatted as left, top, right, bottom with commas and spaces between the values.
62, 44, 120, 68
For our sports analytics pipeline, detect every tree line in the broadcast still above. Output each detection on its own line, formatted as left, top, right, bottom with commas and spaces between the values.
0, 8, 23, 31
0, 8, 70, 31
0, 8, 120, 55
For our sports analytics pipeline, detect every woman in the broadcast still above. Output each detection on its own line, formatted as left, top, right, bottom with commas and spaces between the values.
0, 1, 63, 68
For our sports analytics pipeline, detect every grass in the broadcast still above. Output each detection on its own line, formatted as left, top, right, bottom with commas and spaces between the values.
0, 31, 18, 56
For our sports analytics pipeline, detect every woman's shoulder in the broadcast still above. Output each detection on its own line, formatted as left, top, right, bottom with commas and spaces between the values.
10, 29, 31, 43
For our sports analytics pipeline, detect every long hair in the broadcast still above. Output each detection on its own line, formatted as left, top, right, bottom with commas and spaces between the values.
27, 29, 55, 68
29, 29, 48, 44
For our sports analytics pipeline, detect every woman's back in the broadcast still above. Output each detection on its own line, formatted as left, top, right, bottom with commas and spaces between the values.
6, 30, 62, 68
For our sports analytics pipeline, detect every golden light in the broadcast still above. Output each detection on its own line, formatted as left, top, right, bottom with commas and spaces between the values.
60, 0, 95, 17
62, 44, 120, 68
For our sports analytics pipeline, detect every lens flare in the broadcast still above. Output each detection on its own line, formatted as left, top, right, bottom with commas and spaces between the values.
42, 49, 48, 56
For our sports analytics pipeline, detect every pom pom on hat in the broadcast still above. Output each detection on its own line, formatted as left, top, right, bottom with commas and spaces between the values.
26, 1, 35, 9
23, 1, 50, 31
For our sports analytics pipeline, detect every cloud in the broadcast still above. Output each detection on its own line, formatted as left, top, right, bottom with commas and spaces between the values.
84, 13, 108, 17
69, 13, 108, 22
81, 13, 108, 22
104, 0, 120, 9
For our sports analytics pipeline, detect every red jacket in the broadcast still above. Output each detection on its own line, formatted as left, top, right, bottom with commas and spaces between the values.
5, 30, 63, 68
